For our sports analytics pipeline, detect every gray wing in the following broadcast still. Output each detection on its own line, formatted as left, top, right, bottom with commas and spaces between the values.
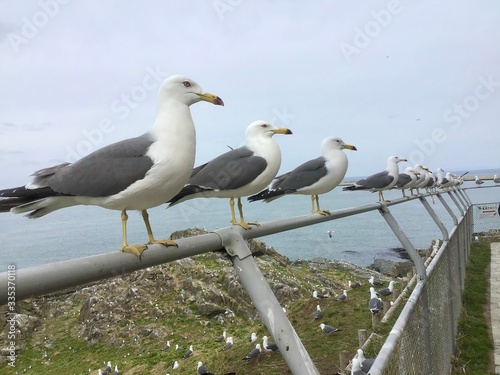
33, 133, 155, 197
357, 171, 394, 189
188, 146, 267, 191
395, 173, 411, 188
271, 156, 327, 191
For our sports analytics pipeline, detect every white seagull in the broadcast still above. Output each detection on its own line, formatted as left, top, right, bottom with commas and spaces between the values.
249, 137, 356, 215
343, 156, 407, 202
0, 75, 223, 257
168, 121, 292, 229
369, 287, 383, 315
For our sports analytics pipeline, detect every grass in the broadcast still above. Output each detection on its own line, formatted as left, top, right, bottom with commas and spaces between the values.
2, 249, 388, 375
453, 236, 496, 374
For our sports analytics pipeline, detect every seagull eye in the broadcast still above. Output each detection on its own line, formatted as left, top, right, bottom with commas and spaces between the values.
261, 124, 269, 128
182, 81, 191, 88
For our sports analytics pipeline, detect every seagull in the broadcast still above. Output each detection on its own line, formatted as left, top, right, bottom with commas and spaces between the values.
376, 280, 395, 297
248, 332, 257, 343
220, 336, 234, 351
175, 344, 183, 351
494, 175, 500, 184
337, 290, 347, 302
101, 361, 112, 375
183, 345, 193, 359
475, 176, 484, 185
327, 230, 335, 238
112, 365, 119, 375
357, 348, 376, 373
368, 276, 384, 287
262, 336, 279, 352
313, 290, 328, 299
197, 361, 214, 375
395, 167, 419, 198
215, 331, 226, 342
243, 344, 261, 360
351, 357, 367, 375
162, 340, 171, 350
348, 280, 361, 289
168, 121, 292, 229
313, 304, 323, 320
436, 169, 455, 190
369, 287, 383, 315
172, 361, 180, 370
343, 156, 407, 202
0, 75, 223, 257
319, 323, 340, 333
248, 137, 356, 215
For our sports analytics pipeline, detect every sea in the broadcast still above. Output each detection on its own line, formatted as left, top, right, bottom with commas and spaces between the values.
1, 169, 499, 271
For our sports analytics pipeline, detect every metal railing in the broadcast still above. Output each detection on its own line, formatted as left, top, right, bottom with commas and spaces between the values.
0, 188, 473, 375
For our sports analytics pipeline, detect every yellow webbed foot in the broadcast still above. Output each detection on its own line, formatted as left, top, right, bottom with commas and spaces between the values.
149, 239, 178, 248
121, 244, 148, 257
313, 209, 331, 216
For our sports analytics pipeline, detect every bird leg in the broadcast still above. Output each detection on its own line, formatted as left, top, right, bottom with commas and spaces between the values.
378, 191, 390, 203
142, 209, 178, 248
401, 190, 409, 199
311, 195, 330, 215
229, 198, 256, 230
119, 209, 147, 257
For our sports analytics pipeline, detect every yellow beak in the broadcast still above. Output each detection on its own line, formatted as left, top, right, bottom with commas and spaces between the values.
343, 144, 357, 151
196, 92, 224, 106
272, 127, 293, 135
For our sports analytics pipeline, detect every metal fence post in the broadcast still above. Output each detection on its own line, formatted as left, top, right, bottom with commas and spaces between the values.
436, 193, 458, 226
452, 190, 467, 213
218, 228, 320, 375
377, 204, 433, 374
447, 190, 465, 214
419, 196, 449, 241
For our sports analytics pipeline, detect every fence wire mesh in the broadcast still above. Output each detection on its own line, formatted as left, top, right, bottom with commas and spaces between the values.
371, 207, 472, 374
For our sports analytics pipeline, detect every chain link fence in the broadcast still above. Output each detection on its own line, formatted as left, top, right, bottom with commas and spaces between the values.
369, 205, 472, 375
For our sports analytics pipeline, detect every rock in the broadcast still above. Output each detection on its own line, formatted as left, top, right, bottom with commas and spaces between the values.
368, 258, 413, 278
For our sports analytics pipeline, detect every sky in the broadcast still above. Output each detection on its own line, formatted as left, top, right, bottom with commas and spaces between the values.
1, 0, 499, 188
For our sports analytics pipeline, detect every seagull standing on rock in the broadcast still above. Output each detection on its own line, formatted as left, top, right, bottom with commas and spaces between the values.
0, 75, 224, 257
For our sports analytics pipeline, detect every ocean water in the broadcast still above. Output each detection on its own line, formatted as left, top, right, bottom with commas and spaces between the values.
0, 169, 499, 271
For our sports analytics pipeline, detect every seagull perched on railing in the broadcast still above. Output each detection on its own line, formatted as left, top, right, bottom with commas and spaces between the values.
475, 176, 484, 185
0, 75, 223, 257
248, 137, 356, 215
395, 167, 419, 198
168, 121, 292, 229
343, 156, 407, 202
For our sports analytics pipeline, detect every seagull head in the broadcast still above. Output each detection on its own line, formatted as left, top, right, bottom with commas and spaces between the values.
322, 136, 357, 153
388, 156, 407, 164
246, 120, 292, 139
158, 75, 224, 106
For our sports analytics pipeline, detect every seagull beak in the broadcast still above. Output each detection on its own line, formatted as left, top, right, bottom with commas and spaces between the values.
196, 92, 224, 106
272, 127, 293, 135
399, 158, 408, 162
343, 144, 357, 151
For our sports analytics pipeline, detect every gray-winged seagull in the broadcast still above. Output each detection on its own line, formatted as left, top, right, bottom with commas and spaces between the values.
168, 120, 292, 229
343, 156, 407, 202
0, 75, 223, 256
248, 136, 356, 215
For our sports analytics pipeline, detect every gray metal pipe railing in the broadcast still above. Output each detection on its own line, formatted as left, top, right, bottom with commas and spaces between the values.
0, 188, 477, 375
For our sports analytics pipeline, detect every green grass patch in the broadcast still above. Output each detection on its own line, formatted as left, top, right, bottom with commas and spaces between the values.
453, 237, 496, 375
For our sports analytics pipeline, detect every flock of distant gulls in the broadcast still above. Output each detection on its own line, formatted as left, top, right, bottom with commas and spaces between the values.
0, 75, 496, 373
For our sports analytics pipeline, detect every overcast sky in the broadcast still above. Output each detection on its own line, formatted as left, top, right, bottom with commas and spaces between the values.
1, 0, 499, 187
